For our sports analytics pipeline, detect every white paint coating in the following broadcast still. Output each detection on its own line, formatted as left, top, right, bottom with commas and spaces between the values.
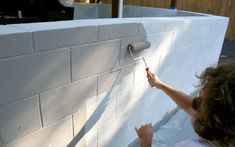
0, 11, 228, 147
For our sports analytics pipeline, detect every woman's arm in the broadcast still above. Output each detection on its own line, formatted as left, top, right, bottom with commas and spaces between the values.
146, 71, 198, 118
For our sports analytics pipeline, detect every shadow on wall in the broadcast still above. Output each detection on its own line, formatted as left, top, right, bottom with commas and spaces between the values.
66, 22, 180, 147
71, 18, 222, 147
67, 70, 121, 147
67, 25, 150, 147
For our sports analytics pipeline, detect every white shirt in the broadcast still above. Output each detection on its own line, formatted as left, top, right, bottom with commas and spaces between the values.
174, 139, 216, 147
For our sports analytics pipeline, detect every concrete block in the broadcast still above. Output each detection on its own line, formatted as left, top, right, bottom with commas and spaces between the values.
10, 21, 98, 52
175, 18, 207, 29
171, 27, 210, 50
115, 83, 158, 116
98, 64, 134, 99
209, 23, 228, 37
0, 96, 41, 144
74, 129, 97, 147
198, 36, 224, 68
0, 26, 33, 59
199, 37, 223, 67
73, 97, 116, 146
138, 19, 182, 35
127, 92, 176, 138
120, 36, 146, 66
134, 55, 160, 84
6, 117, 73, 147
73, 95, 116, 128
98, 4, 111, 18
40, 76, 97, 126
120, 32, 173, 66
71, 40, 120, 81
97, 113, 131, 147
34, 26, 98, 51
10, 21, 80, 32
99, 23, 139, 41
73, 3, 98, 19
10, 20, 99, 32
0, 48, 70, 105
157, 42, 218, 93
73, 103, 98, 147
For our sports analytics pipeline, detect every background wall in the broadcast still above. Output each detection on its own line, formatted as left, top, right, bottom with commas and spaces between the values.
100, 0, 235, 42
0, 15, 228, 147
73, 3, 205, 20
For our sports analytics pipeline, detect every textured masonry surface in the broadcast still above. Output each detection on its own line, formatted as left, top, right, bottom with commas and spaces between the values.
0, 16, 228, 147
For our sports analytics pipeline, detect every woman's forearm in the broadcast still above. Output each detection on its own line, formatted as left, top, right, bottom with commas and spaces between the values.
158, 82, 197, 117
146, 70, 197, 117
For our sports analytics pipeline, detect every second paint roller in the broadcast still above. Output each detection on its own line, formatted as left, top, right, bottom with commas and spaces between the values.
127, 41, 151, 71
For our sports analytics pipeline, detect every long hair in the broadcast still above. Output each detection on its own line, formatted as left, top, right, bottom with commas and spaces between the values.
192, 63, 235, 146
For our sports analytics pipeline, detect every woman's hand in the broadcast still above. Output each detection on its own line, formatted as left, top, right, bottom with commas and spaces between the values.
146, 71, 164, 89
135, 123, 153, 147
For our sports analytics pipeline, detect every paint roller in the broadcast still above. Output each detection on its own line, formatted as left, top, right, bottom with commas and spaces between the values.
127, 41, 151, 71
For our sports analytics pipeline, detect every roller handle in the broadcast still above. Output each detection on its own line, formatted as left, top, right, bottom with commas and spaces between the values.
145, 67, 154, 87
145, 67, 150, 71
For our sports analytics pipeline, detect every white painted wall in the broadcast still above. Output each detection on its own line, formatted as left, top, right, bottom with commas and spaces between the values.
0, 16, 228, 147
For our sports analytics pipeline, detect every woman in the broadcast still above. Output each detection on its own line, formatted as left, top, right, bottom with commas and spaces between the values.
135, 63, 235, 147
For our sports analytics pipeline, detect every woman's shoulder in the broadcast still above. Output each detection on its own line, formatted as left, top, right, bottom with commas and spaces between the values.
174, 139, 215, 147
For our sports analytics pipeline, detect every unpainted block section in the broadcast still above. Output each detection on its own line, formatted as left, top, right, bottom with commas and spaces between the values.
33, 26, 98, 52
9, 21, 82, 32
97, 113, 131, 147
0, 26, 33, 59
73, 3, 98, 19
0, 96, 41, 144
98, 4, 112, 18
99, 23, 139, 41
40, 76, 97, 126
71, 40, 120, 81
98, 64, 135, 99
0, 48, 70, 105
5, 117, 73, 147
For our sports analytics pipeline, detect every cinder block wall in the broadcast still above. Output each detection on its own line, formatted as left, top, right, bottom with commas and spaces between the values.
0, 16, 228, 147
73, 3, 204, 20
